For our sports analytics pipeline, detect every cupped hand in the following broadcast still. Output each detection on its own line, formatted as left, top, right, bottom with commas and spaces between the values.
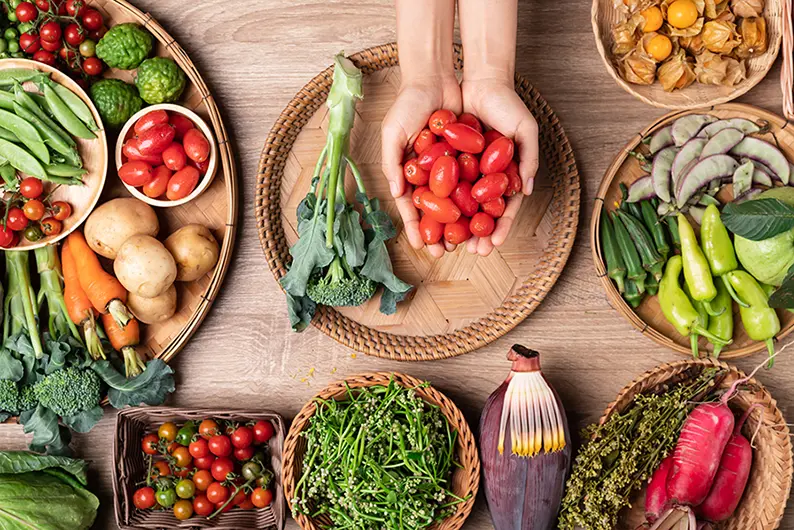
382, 74, 462, 259
461, 77, 539, 256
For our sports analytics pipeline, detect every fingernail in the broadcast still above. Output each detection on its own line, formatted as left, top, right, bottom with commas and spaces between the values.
390, 181, 400, 197
524, 177, 534, 195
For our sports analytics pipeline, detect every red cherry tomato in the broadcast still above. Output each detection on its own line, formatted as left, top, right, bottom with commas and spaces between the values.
419, 215, 443, 244
33, 50, 56, 66
82, 57, 102, 76
481, 196, 506, 218
122, 138, 162, 165
450, 181, 479, 217
231, 426, 254, 449
169, 113, 195, 140
199, 419, 220, 439
193, 455, 215, 470
35, 0, 50, 10
19, 177, 43, 199
457, 153, 480, 183
189, 437, 210, 459
504, 160, 522, 197
416, 141, 457, 171
65, 0, 86, 17
166, 166, 200, 201
470, 212, 496, 237
251, 488, 273, 508
118, 161, 153, 187
134, 109, 169, 136
40, 37, 61, 52
471, 172, 509, 203
133, 486, 157, 510
483, 130, 504, 148
0, 229, 16, 248
58, 46, 79, 69
151, 460, 171, 480
215, 500, 234, 513
442, 123, 485, 154
428, 109, 456, 135
234, 445, 255, 461
413, 128, 436, 155
252, 420, 275, 444
22, 199, 45, 221
444, 217, 472, 245
87, 26, 107, 41
193, 469, 213, 492
19, 32, 40, 53
193, 495, 214, 517
15, 2, 37, 23
208, 434, 232, 457
412, 185, 429, 209
457, 113, 483, 134
64, 23, 84, 46
403, 158, 429, 186
50, 201, 71, 221
239, 497, 255, 510
420, 192, 461, 224
206, 482, 229, 504
6, 208, 28, 231
162, 142, 186, 171
183, 129, 210, 163
143, 165, 171, 198
189, 157, 210, 175
142, 433, 159, 456
211, 456, 235, 481
480, 137, 514, 174
81, 8, 103, 31
137, 124, 175, 155
40, 22, 62, 43
429, 155, 459, 198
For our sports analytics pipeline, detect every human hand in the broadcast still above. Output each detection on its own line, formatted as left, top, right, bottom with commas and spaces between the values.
461, 77, 539, 256
382, 75, 462, 258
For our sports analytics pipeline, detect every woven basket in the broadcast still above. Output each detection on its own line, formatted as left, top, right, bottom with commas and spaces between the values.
255, 43, 580, 361
113, 407, 285, 530
591, 103, 794, 359
592, 0, 783, 109
601, 359, 792, 529
282, 372, 480, 530
782, 0, 793, 119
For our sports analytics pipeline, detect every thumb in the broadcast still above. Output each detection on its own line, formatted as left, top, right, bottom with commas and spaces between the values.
515, 116, 539, 195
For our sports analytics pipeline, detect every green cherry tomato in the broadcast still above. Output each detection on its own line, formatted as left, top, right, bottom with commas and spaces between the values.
78, 39, 95, 57
10, 51, 23, 58
7, 40, 19, 53
4, 28, 18, 40
241, 461, 263, 481
7, 12, 17, 22
9, 0, 22, 8
0, 40, 7, 53
175, 479, 195, 499
156, 488, 177, 508
0, 52, 8, 58
22, 224, 42, 242
16, 22, 33, 34
175, 421, 196, 446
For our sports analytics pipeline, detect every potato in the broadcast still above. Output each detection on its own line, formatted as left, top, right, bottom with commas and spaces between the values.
164, 224, 220, 282
114, 235, 177, 298
84, 198, 159, 259
128, 285, 177, 324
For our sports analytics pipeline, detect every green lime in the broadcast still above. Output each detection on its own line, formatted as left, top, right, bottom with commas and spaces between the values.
7, 40, 19, 53
4, 28, 18, 40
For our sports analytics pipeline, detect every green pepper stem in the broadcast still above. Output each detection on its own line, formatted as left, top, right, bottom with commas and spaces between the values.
690, 333, 699, 359
721, 275, 749, 308
765, 339, 775, 368
702, 299, 725, 317
712, 343, 723, 358
691, 325, 732, 347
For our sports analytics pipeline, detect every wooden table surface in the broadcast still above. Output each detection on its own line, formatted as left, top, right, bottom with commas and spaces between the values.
2, 0, 793, 528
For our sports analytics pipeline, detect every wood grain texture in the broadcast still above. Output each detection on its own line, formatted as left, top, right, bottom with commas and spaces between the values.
0, 0, 793, 529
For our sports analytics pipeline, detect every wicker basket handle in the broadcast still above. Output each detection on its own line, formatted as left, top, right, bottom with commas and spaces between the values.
783, 0, 794, 119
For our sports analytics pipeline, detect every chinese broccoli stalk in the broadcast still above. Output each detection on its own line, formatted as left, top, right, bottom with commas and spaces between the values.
34, 246, 82, 344
279, 52, 412, 331
4, 251, 43, 358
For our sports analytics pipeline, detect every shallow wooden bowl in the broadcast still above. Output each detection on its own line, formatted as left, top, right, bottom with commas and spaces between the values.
282, 372, 480, 530
591, 0, 783, 109
602, 359, 792, 529
115, 103, 218, 207
0, 59, 107, 250
591, 103, 794, 359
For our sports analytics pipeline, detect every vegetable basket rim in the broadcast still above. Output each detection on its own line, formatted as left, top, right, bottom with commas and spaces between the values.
281, 371, 481, 530
254, 42, 581, 361
590, 102, 794, 359
600, 358, 793, 529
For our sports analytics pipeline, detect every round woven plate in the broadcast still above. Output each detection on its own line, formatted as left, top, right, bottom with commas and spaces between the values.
281, 372, 480, 530
256, 43, 580, 360
592, 103, 794, 359
602, 359, 792, 529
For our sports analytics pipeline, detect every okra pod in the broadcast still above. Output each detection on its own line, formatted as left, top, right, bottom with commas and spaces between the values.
640, 199, 669, 260
624, 278, 643, 308
645, 273, 659, 296
611, 210, 646, 294
619, 183, 643, 219
600, 212, 626, 293
665, 215, 681, 252
616, 210, 665, 282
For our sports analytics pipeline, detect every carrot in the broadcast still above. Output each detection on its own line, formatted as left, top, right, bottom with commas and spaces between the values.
66, 231, 132, 328
61, 240, 105, 360
102, 312, 145, 377
645, 455, 674, 524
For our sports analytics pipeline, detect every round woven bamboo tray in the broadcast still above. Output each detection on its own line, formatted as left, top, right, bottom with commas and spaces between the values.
282, 372, 480, 530
87, 0, 238, 363
601, 359, 792, 529
591, 103, 794, 359
592, 0, 783, 109
256, 43, 580, 361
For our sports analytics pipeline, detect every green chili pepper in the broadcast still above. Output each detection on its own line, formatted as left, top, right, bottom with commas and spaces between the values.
600, 212, 626, 293
659, 255, 731, 358
678, 213, 721, 316
13, 102, 81, 167
641, 200, 669, 261
726, 270, 781, 367
41, 83, 95, 140
624, 278, 643, 308
615, 210, 664, 282
707, 279, 733, 358
13, 82, 75, 148
665, 215, 681, 252
700, 204, 747, 308
611, 211, 646, 294
0, 108, 49, 164
682, 282, 708, 358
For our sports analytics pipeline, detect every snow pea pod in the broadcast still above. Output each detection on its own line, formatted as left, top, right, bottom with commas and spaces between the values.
0, 138, 46, 179
0, 69, 42, 87
678, 213, 720, 316
44, 163, 86, 177
41, 83, 95, 140
13, 82, 75, 147
0, 125, 19, 143
13, 102, 80, 167
707, 279, 733, 358
0, 108, 49, 164
726, 270, 780, 367
0, 90, 15, 111
0, 163, 16, 188
44, 79, 98, 132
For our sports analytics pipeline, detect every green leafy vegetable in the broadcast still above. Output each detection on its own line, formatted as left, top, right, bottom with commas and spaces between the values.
0, 451, 88, 483
90, 358, 175, 408
20, 405, 72, 456
769, 263, 794, 309
722, 198, 794, 241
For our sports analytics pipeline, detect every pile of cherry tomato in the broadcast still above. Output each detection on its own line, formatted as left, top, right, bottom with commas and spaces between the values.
7, 0, 106, 78
1, 176, 72, 247
406, 109, 520, 247
120, 109, 211, 201
133, 417, 276, 521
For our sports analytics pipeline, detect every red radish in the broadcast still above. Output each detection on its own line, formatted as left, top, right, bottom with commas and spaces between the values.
646, 456, 674, 523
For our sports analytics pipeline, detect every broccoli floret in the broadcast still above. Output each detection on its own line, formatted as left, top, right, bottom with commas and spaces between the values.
0, 380, 19, 413
306, 256, 376, 307
35, 368, 101, 417
17, 385, 38, 412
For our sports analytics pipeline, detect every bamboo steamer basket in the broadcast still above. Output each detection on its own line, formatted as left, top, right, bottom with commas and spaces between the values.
256, 43, 581, 361
592, 0, 783, 109
591, 103, 794, 359
601, 359, 792, 529
113, 407, 285, 529
282, 372, 480, 530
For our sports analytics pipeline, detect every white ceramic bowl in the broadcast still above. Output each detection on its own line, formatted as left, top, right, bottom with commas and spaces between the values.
114, 103, 217, 208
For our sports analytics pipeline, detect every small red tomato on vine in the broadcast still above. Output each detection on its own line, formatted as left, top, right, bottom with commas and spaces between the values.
19, 32, 40, 53
39, 21, 62, 43
22, 200, 45, 221
0, 227, 15, 248
40, 217, 62, 236
50, 201, 71, 221
35, 0, 50, 11
6, 208, 28, 231
19, 177, 43, 199
65, 0, 86, 17
40, 38, 61, 52
81, 8, 103, 30
63, 23, 84, 46
82, 57, 102, 76
15, 2, 37, 23
33, 50, 56, 66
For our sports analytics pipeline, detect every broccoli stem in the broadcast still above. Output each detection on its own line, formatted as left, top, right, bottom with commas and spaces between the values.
324, 135, 345, 248
345, 156, 373, 215
34, 246, 81, 342
5, 251, 43, 358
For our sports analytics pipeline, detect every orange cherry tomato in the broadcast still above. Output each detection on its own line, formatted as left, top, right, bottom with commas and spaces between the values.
483, 130, 504, 148
450, 181, 479, 218
429, 155, 459, 198
199, 419, 220, 439
419, 215, 443, 244
428, 109, 456, 135
40, 217, 62, 236
118, 161, 153, 187
134, 109, 169, 136
457, 153, 480, 183
22, 199, 45, 221
169, 113, 195, 140
444, 217, 472, 245
470, 212, 496, 237
471, 173, 509, 203
412, 185, 429, 209
416, 141, 457, 171
151, 460, 171, 480
403, 158, 429, 186
158, 422, 178, 441
183, 129, 210, 163
481, 196, 506, 218
193, 469, 213, 491
479, 137, 514, 174
172, 446, 192, 468
144, 165, 172, 199
442, 123, 485, 154
166, 166, 200, 201
162, 142, 187, 171
457, 112, 483, 134
504, 161, 522, 197
413, 128, 436, 154
173, 499, 193, 520
420, 192, 461, 224
251, 487, 273, 508
51, 201, 71, 221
